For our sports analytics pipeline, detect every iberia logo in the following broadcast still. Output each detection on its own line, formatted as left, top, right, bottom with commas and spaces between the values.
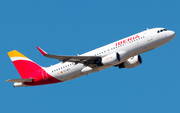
115, 35, 140, 46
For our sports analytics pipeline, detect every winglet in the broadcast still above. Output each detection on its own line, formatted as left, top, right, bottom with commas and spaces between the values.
37, 47, 47, 56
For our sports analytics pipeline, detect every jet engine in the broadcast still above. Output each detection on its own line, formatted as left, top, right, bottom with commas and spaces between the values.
118, 55, 142, 69
101, 52, 120, 66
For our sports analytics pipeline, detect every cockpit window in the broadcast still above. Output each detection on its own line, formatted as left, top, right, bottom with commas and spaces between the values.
163, 29, 167, 31
157, 29, 167, 33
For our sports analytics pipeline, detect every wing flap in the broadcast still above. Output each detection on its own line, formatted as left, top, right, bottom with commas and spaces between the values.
6, 78, 33, 83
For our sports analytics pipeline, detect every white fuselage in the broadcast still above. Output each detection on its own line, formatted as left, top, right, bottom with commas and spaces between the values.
43, 28, 175, 82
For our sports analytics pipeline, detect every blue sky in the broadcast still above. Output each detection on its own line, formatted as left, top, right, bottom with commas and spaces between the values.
1, 0, 180, 113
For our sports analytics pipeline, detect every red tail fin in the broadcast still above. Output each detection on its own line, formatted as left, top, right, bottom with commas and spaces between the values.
8, 50, 42, 79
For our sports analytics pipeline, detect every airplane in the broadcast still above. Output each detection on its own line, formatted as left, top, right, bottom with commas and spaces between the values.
6, 27, 176, 87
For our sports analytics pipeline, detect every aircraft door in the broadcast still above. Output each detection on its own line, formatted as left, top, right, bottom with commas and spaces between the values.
147, 29, 153, 41
42, 70, 48, 80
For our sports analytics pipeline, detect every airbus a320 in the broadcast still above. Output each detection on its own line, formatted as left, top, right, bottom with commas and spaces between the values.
6, 28, 175, 87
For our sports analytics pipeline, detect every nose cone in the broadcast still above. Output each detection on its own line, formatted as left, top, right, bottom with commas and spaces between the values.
168, 30, 176, 40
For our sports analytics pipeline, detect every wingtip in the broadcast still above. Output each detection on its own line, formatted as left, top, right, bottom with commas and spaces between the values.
37, 47, 47, 56
6, 79, 10, 82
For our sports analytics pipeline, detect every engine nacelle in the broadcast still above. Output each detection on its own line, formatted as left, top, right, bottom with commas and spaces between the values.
101, 52, 120, 66
118, 55, 142, 69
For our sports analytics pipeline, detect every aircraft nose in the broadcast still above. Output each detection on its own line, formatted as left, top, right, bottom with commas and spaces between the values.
168, 30, 176, 39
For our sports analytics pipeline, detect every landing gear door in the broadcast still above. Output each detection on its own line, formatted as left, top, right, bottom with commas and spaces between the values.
147, 29, 153, 41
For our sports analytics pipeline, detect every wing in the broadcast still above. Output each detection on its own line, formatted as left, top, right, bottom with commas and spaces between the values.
6, 78, 33, 82
37, 47, 101, 65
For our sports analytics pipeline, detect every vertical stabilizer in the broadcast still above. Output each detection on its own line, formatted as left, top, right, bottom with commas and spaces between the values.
7, 50, 42, 79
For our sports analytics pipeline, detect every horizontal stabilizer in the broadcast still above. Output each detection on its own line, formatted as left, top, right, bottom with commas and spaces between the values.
6, 78, 33, 83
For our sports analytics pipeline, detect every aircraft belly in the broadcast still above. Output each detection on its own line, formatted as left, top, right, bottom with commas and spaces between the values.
81, 65, 110, 74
